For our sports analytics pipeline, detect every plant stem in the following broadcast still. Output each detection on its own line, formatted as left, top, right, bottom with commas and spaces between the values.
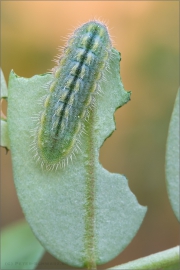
84, 108, 97, 270
108, 246, 180, 270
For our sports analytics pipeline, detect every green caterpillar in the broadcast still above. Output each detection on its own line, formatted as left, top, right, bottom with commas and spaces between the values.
31, 20, 112, 170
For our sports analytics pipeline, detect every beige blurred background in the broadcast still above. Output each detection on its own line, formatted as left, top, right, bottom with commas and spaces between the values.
1, 1, 179, 269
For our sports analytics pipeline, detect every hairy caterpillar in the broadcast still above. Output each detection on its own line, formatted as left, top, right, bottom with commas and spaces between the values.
31, 20, 112, 170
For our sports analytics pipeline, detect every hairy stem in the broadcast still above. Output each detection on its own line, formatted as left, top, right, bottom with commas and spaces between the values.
84, 108, 97, 270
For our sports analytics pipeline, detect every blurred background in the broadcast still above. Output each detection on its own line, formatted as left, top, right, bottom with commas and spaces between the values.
1, 1, 179, 269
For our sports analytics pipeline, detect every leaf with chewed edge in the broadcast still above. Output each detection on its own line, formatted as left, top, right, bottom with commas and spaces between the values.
7, 49, 147, 268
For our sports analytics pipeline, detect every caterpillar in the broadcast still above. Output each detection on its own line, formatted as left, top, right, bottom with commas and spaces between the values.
31, 20, 112, 170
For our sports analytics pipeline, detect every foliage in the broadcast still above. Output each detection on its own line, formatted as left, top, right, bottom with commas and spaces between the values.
0, 53, 179, 269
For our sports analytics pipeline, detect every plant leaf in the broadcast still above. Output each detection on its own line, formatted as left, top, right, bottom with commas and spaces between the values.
1, 220, 45, 270
1, 119, 10, 150
7, 49, 147, 268
166, 89, 180, 221
1, 68, 8, 99
1, 69, 10, 150
108, 246, 180, 270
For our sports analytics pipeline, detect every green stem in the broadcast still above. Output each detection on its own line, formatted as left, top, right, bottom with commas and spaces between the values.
108, 246, 180, 270
84, 108, 97, 270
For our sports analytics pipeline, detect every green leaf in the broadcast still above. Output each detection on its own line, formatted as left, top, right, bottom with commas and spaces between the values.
0, 68, 8, 99
108, 246, 180, 270
1, 69, 10, 150
7, 49, 147, 268
166, 89, 180, 221
1, 220, 45, 270
1, 119, 10, 150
